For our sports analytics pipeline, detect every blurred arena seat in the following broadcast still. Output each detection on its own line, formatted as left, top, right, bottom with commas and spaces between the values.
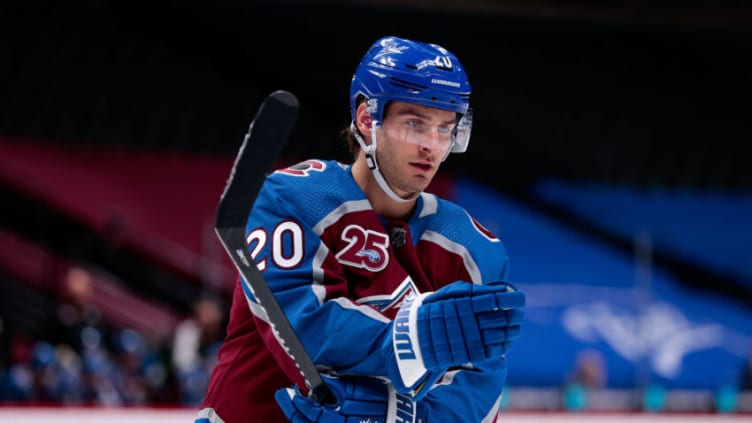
533, 178, 752, 292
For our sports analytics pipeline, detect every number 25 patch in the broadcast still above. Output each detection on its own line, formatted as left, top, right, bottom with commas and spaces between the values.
335, 224, 390, 272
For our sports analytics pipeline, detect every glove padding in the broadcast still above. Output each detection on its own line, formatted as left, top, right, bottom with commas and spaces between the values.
275, 374, 415, 423
417, 281, 525, 371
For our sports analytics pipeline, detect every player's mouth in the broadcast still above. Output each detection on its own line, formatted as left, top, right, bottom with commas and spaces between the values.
410, 162, 434, 172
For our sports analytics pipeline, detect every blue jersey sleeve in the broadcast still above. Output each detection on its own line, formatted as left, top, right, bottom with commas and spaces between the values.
241, 164, 428, 394
413, 202, 514, 421
416, 359, 507, 422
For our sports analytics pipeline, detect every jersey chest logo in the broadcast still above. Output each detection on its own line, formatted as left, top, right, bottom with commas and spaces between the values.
334, 224, 390, 272
357, 277, 419, 315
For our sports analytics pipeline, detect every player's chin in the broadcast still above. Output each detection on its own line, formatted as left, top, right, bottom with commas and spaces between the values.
413, 171, 436, 186
407, 178, 432, 193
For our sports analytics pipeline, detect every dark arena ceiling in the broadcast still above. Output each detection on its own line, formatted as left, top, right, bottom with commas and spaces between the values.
1, 0, 751, 191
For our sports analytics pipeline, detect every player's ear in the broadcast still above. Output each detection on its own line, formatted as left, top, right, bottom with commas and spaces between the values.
355, 102, 373, 133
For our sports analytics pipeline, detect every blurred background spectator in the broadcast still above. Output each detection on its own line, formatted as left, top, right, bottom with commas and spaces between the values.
171, 296, 225, 405
562, 349, 607, 411
56, 266, 105, 355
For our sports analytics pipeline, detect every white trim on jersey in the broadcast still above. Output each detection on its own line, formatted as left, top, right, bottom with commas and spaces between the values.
311, 243, 330, 305
246, 296, 270, 323
313, 199, 372, 235
419, 192, 438, 218
481, 393, 503, 423
196, 407, 227, 423
420, 230, 482, 283
330, 297, 392, 323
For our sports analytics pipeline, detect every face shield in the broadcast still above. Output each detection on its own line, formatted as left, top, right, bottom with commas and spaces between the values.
451, 109, 472, 153
374, 108, 473, 161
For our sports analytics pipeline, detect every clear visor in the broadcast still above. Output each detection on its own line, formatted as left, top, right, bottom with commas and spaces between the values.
451, 109, 472, 153
375, 109, 473, 157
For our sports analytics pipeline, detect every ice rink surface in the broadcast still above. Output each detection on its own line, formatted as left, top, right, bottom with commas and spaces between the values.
0, 408, 750, 422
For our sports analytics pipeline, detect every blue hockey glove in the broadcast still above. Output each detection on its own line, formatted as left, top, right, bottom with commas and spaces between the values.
275, 374, 415, 423
390, 280, 524, 388
418, 281, 525, 370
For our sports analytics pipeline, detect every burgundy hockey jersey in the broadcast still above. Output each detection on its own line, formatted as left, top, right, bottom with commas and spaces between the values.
198, 159, 509, 422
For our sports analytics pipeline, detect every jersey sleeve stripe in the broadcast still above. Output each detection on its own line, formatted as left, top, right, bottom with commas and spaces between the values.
419, 193, 438, 218
421, 230, 482, 283
313, 199, 372, 235
330, 297, 392, 323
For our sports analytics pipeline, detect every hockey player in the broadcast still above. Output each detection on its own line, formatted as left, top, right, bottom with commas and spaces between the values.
196, 36, 525, 422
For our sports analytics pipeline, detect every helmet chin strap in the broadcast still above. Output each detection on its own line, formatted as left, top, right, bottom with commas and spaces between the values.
351, 122, 418, 203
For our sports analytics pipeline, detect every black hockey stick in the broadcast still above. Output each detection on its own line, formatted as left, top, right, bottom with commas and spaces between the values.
214, 90, 334, 404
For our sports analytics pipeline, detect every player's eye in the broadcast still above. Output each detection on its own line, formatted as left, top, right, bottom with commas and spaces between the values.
406, 119, 424, 131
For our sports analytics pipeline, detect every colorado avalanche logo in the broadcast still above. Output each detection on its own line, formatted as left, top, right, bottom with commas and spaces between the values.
357, 277, 419, 317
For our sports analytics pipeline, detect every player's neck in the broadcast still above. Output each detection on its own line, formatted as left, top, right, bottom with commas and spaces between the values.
352, 159, 416, 220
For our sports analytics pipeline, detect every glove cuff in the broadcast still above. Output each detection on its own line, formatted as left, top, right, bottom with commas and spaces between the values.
391, 291, 430, 391
386, 383, 417, 423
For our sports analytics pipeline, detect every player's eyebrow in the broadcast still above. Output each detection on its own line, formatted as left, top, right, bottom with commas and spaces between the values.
396, 106, 456, 126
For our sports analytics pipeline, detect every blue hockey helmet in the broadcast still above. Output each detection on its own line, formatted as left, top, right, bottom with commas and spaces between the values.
350, 36, 473, 153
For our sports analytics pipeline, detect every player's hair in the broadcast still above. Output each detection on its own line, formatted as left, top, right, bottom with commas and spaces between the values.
340, 126, 359, 159
340, 94, 367, 158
